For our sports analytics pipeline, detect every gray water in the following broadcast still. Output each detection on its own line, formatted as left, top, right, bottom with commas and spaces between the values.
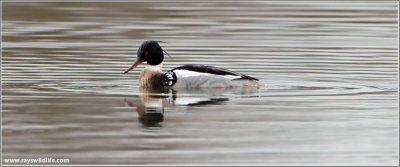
2, 1, 398, 165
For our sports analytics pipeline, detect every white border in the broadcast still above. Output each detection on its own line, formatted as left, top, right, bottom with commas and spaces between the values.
0, 0, 399, 166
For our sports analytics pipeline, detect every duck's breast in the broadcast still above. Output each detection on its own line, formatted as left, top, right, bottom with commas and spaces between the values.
139, 69, 163, 88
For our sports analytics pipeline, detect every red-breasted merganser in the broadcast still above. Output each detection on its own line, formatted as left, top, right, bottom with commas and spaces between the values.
124, 40, 260, 88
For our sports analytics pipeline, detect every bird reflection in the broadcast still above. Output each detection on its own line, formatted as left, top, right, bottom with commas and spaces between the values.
125, 88, 170, 128
125, 86, 259, 128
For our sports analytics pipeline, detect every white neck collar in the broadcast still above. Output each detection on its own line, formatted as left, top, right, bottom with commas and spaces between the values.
144, 64, 162, 72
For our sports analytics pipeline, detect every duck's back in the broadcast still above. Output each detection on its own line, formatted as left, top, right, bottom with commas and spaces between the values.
171, 65, 259, 88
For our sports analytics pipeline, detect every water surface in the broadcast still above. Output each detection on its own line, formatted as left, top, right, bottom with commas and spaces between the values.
2, 1, 398, 165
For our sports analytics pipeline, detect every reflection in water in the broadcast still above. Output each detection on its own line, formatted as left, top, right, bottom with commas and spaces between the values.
125, 88, 169, 128
125, 86, 260, 128
125, 100, 164, 128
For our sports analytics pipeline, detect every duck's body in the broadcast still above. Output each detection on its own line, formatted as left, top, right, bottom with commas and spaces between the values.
125, 40, 260, 88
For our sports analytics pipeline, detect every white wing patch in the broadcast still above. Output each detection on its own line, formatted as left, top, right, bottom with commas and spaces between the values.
173, 69, 212, 78
221, 75, 242, 80
174, 69, 242, 79
173, 69, 240, 79
173, 69, 245, 87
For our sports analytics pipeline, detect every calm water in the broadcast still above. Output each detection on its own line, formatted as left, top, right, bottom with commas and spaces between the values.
2, 1, 398, 165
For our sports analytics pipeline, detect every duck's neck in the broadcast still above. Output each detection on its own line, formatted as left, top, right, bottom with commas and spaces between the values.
144, 64, 162, 72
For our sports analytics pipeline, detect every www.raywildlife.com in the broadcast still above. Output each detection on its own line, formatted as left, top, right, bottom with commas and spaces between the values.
3, 157, 70, 164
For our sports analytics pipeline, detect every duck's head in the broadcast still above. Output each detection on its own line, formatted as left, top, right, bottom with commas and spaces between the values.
124, 40, 164, 74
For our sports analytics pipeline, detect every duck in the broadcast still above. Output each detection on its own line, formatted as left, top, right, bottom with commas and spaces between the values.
124, 40, 260, 88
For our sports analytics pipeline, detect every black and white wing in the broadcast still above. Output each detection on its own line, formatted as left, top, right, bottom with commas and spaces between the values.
171, 65, 258, 80
169, 65, 259, 87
